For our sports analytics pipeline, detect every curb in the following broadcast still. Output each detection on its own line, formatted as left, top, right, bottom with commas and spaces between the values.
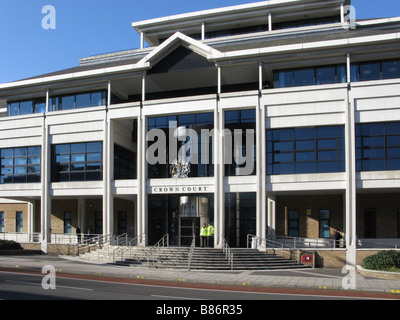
356, 265, 400, 280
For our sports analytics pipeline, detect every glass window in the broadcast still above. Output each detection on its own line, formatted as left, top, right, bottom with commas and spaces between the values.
382, 61, 400, 80
34, 101, 46, 114
52, 142, 103, 182
316, 66, 336, 85
148, 112, 214, 178
16, 211, 23, 233
86, 142, 102, 152
319, 210, 330, 238
356, 122, 400, 171
0, 147, 41, 184
288, 210, 299, 237
64, 211, 72, 234
71, 143, 85, 153
294, 69, 315, 87
274, 65, 346, 88
48, 90, 107, 112
267, 126, 345, 175
91, 91, 105, 107
360, 63, 380, 81
75, 93, 91, 109
0, 212, 4, 233
118, 211, 127, 235
61, 95, 75, 110
19, 101, 33, 115
8, 102, 19, 116
95, 211, 102, 234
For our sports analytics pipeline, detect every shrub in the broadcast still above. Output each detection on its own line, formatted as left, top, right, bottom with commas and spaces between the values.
362, 250, 400, 272
0, 240, 23, 250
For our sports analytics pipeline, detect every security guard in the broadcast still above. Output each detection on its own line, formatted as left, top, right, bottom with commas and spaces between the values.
200, 224, 207, 248
207, 223, 214, 248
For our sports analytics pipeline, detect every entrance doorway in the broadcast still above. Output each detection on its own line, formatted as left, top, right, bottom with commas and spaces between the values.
179, 217, 200, 246
148, 193, 214, 246
179, 196, 209, 247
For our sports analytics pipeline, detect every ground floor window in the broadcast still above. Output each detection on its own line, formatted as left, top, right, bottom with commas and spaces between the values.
94, 211, 103, 235
0, 212, 4, 233
64, 211, 72, 234
319, 209, 330, 238
398, 208, 400, 238
118, 211, 127, 235
288, 210, 299, 237
16, 211, 23, 233
364, 208, 376, 238
225, 192, 256, 247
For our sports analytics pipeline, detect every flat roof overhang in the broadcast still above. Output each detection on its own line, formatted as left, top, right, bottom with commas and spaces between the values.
132, 0, 350, 46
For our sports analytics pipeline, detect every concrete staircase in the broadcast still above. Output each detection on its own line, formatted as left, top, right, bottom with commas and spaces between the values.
111, 247, 310, 270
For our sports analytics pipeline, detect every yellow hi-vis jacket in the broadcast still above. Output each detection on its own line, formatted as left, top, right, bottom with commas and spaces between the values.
207, 225, 215, 237
200, 227, 207, 237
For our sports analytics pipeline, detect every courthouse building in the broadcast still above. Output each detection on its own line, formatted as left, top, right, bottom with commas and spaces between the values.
1, 0, 400, 265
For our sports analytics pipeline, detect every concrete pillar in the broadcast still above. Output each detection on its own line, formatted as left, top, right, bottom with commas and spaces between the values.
214, 66, 224, 248
257, 62, 267, 242
345, 53, 357, 267
137, 77, 148, 245
41, 94, 51, 252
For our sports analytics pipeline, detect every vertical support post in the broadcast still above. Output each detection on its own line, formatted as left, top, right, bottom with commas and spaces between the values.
41, 89, 51, 253
214, 66, 224, 248
257, 62, 267, 242
137, 74, 147, 246
201, 22, 206, 41
268, 12, 272, 32
140, 32, 145, 49
345, 53, 357, 267
340, 3, 345, 24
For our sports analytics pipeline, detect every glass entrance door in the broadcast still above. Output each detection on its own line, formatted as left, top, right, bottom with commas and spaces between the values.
179, 217, 199, 247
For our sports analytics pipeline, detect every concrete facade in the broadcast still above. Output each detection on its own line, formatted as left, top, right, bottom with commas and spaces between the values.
0, 0, 399, 266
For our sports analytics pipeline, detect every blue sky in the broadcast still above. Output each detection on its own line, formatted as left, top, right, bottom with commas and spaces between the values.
0, 0, 399, 84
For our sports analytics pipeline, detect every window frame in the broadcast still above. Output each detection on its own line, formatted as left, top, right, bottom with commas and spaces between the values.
52, 142, 103, 182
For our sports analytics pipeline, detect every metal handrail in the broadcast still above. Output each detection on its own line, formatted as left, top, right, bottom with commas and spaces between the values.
247, 234, 303, 263
112, 233, 146, 263
147, 234, 169, 268
187, 237, 196, 271
221, 237, 234, 271
74, 233, 112, 256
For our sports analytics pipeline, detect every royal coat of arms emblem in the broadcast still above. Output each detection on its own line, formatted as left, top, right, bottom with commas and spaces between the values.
170, 158, 190, 178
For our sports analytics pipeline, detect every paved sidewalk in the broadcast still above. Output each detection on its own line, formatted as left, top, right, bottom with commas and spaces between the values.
0, 254, 400, 296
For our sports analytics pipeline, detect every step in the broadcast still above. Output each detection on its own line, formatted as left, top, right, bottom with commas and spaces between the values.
82, 246, 310, 270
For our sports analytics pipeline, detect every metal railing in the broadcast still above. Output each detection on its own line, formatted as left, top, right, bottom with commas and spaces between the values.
187, 237, 196, 271
247, 234, 301, 263
112, 233, 146, 263
221, 237, 234, 271
147, 234, 169, 268
0, 232, 40, 243
74, 233, 112, 257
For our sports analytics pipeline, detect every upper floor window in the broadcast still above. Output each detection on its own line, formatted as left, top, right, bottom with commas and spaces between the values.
0, 146, 41, 184
273, 16, 340, 30
52, 142, 103, 182
7, 98, 46, 117
273, 64, 346, 88
148, 113, 214, 178
351, 59, 400, 82
267, 125, 345, 175
225, 109, 256, 176
356, 122, 400, 171
114, 144, 136, 180
49, 90, 106, 112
